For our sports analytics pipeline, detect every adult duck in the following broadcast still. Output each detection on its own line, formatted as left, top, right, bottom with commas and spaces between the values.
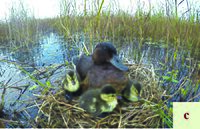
75, 42, 129, 92
75, 42, 129, 81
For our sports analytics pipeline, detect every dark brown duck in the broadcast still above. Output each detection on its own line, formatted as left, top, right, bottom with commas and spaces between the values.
75, 42, 129, 91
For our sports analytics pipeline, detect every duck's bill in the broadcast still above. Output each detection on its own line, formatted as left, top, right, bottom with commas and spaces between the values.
110, 55, 129, 71
129, 96, 140, 102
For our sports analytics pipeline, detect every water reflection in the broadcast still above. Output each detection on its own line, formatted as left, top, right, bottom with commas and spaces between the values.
8, 33, 66, 67
33, 33, 66, 66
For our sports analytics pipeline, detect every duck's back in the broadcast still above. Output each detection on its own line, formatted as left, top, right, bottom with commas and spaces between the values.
76, 54, 93, 81
85, 63, 128, 91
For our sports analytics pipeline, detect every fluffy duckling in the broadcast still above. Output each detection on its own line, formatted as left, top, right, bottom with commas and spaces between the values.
121, 80, 142, 102
79, 85, 118, 117
62, 70, 82, 101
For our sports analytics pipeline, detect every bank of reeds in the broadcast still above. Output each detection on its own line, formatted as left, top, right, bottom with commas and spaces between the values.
0, 0, 199, 54
53, 0, 199, 57
0, 2, 57, 47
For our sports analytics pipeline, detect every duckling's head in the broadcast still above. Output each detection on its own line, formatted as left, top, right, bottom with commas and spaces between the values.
121, 80, 142, 102
100, 85, 117, 102
62, 70, 80, 93
98, 85, 118, 114
92, 42, 128, 71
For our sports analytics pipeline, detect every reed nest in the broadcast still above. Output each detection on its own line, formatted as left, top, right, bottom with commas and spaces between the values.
34, 63, 171, 128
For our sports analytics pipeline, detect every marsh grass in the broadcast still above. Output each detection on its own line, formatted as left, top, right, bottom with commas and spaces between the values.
0, 22, 8, 42
0, 0, 199, 53
0, 2, 57, 48
54, 0, 200, 51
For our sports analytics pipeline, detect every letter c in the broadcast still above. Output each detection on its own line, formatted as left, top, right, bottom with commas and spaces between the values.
184, 112, 189, 120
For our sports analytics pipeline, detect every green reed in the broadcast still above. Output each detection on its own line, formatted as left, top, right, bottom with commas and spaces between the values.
0, 0, 199, 52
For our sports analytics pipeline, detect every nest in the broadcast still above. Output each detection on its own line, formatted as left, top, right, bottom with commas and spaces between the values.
34, 63, 171, 128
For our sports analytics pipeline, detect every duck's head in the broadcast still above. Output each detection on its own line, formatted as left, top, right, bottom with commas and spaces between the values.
96, 84, 118, 114
121, 80, 142, 102
100, 84, 117, 103
92, 42, 128, 71
62, 70, 80, 93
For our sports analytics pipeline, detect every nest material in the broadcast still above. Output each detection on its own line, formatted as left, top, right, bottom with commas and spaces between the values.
34, 64, 171, 128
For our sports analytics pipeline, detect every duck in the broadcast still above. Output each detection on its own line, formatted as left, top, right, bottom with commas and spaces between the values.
121, 80, 142, 102
75, 42, 129, 81
62, 70, 82, 101
75, 42, 129, 91
79, 84, 118, 117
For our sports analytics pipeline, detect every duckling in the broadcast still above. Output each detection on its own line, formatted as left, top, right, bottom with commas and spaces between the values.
79, 84, 118, 117
62, 70, 82, 101
121, 80, 142, 102
76, 42, 128, 81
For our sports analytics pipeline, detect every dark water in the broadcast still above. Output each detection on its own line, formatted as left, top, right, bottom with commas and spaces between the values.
0, 32, 94, 127
0, 32, 199, 127
120, 41, 199, 101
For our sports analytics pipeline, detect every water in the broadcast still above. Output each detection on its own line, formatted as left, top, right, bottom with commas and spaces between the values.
0, 33, 66, 107
119, 40, 199, 102
0, 32, 199, 127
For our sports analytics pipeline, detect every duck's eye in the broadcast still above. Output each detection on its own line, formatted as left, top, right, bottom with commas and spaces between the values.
111, 94, 116, 97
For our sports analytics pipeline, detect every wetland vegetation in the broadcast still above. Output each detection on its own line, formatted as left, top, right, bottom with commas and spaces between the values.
0, 0, 199, 128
